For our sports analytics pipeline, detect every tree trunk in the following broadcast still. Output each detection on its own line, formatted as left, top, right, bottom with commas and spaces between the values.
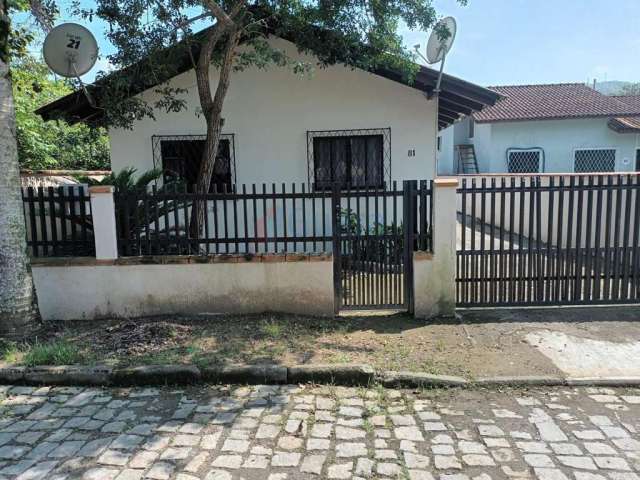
189, 27, 241, 243
0, 58, 41, 336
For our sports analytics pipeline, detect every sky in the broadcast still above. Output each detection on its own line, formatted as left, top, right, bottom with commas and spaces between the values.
23, 0, 640, 87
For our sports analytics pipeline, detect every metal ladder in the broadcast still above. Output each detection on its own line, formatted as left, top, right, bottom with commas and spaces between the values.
456, 144, 479, 174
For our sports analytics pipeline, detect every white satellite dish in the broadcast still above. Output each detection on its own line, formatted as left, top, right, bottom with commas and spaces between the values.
43, 23, 98, 78
426, 16, 456, 64
414, 16, 457, 97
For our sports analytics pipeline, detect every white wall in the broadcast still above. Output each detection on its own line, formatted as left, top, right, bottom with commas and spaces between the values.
109, 37, 438, 184
33, 259, 334, 320
436, 126, 454, 175
471, 118, 640, 173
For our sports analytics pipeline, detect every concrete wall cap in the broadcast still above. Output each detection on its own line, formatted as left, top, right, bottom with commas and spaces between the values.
433, 177, 459, 187
88, 185, 115, 194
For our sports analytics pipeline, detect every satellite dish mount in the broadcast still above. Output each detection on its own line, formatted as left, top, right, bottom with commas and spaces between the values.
43, 23, 99, 107
414, 16, 457, 99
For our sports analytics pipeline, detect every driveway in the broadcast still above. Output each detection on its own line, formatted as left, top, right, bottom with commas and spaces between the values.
0, 384, 639, 479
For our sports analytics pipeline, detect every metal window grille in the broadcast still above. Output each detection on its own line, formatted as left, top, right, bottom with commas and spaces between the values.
574, 149, 616, 173
507, 149, 542, 173
307, 128, 391, 190
151, 134, 236, 191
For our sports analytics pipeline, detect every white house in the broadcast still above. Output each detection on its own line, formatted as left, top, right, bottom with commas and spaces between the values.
38, 35, 499, 189
438, 83, 640, 175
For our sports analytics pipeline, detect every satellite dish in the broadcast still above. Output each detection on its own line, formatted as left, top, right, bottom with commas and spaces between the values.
426, 16, 456, 64
43, 23, 98, 78
414, 16, 457, 98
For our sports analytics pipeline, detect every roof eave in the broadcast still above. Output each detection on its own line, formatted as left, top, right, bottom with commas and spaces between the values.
475, 112, 640, 125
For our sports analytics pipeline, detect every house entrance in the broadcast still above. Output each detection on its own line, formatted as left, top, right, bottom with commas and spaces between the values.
331, 181, 432, 314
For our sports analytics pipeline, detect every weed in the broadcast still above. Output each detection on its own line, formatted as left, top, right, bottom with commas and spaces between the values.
0, 341, 24, 364
363, 418, 374, 434
330, 352, 351, 364
23, 340, 86, 366
420, 358, 441, 375
434, 338, 447, 353
260, 319, 284, 339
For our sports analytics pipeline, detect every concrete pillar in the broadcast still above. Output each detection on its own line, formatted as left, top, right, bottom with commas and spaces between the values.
414, 177, 458, 318
89, 186, 119, 260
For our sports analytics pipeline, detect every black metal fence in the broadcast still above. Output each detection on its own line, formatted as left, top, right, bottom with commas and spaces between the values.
457, 174, 640, 307
333, 180, 430, 312
114, 181, 432, 257
22, 186, 95, 257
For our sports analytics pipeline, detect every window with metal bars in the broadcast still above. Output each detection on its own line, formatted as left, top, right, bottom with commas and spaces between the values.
307, 128, 391, 190
574, 148, 616, 173
507, 148, 543, 173
152, 135, 235, 192
313, 135, 383, 190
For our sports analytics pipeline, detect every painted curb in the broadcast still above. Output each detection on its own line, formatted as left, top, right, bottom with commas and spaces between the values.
110, 365, 201, 386
202, 365, 287, 385
24, 366, 112, 386
473, 376, 567, 387
1, 364, 640, 388
565, 377, 640, 386
379, 371, 468, 388
287, 364, 376, 385
0, 367, 26, 384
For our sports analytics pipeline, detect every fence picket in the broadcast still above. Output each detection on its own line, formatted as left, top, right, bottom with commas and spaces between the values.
456, 173, 640, 307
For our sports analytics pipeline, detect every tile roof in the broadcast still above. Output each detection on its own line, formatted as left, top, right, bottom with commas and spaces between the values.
473, 83, 640, 123
609, 95, 640, 133
608, 117, 640, 133
613, 94, 640, 111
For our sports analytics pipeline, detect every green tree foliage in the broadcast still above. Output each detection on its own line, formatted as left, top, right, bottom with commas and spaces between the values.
13, 53, 110, 170
77, 0, 458, 233
620, 83, 640, 95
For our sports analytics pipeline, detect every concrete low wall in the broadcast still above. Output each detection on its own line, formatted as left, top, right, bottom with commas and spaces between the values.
32, 254, 334, 320
414, 253, 455, 319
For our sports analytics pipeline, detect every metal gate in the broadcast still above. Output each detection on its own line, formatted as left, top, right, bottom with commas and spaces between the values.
457, 174, 640, 307
332, 181, 432, 313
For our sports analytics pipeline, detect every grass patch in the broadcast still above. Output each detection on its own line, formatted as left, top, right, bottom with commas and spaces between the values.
0, 341, 24, 364
259, 319, 284, 339
22, 340, 87, 366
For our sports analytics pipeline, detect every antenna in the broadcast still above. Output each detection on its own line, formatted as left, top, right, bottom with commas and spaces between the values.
43, 23, 99, 107
414, 16, 457, 97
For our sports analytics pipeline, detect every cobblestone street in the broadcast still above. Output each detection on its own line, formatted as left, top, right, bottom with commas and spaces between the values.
0, 384, 639, 480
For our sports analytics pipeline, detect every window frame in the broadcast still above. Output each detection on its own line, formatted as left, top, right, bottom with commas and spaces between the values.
506, 148, 544, 173
573, 147, 617, 173
306, 128, 391, 191
151, 134, 236, 191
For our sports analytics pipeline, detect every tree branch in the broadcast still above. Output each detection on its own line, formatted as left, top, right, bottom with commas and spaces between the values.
194, 22, 225, 115
200, 0, 233, 26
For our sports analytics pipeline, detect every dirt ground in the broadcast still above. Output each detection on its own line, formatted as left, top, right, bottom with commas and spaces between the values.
4, 306, 640, 379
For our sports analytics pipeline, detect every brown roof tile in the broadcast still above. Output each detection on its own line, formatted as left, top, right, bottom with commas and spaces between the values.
473, 83, 640, 123
613, 94, 640, 111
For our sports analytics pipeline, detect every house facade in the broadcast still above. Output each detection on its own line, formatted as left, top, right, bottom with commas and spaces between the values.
438, 84, 640, 175
38, 36, 499, 190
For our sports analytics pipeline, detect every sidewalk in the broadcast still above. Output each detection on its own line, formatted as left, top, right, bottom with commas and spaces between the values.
0, 383, 638, 479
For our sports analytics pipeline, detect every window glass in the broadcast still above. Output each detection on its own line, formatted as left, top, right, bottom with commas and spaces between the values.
313, 135, 384, 189
507, 149, 542, 173
574, 149, 616, 173
160, 138, 232, 192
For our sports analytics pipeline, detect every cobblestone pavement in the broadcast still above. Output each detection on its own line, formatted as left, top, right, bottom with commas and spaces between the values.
0, 384, 639, 480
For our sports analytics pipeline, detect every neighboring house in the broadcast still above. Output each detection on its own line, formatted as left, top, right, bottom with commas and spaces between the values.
37, 35, 499, 189
20, 170, 110, 188
438, 83, 640, 175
